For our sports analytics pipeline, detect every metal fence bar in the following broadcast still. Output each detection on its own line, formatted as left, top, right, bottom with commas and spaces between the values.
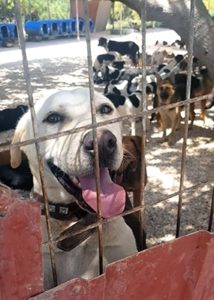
139, 0, 147, 245
83, 0, 104, 275
13, 0, 58, 286
208, 187, 214, 231
176, 0, 196, 238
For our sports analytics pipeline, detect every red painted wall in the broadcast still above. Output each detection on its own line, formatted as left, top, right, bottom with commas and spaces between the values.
0, 187, 43, 300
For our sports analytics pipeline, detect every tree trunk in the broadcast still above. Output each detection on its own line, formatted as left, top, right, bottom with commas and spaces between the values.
118, 0, 214, 80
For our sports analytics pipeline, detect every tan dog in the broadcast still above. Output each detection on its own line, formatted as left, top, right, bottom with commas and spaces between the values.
156, 80, 184, 145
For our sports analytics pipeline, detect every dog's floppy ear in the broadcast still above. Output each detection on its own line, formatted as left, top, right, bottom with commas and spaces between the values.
10, 114, 28, 169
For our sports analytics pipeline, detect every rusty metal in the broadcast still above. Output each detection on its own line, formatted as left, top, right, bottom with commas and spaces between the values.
208, 187, 214, 231
14, 0, 58, 286
176, 0, 196, 238
83, 0, 104, 275
136, 0, 148, 248
30, 231, 214, 300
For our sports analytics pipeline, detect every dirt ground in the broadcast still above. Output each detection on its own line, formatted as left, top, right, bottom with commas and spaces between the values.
0, 29, 213, 247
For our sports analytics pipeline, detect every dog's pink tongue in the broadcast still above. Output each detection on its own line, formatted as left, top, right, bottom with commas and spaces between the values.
79, 168, 125, 218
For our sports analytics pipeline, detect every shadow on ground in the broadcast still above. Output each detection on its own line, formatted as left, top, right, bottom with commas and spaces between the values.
0, 56, 88, 106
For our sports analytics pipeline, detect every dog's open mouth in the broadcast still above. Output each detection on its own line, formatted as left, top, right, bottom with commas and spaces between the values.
47, 160, 125, 219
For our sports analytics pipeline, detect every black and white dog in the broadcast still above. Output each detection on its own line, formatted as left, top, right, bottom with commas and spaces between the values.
98, 37, 140, 65
93, 53, 117, 73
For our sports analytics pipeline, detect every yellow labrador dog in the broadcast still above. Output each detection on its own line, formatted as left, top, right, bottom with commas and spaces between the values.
10, 87, 137, 289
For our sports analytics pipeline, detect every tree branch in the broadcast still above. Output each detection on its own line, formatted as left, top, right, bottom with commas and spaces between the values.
117, 0, 214, 80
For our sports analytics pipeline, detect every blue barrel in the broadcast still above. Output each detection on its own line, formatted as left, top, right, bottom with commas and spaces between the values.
0, 24, 9, 46
0, 24, 10, 40
70, 18, 77, 35
89, 20, 95, 32
78, 17, 85, 34
70, 18, 85, 35
48, 19, 60, 37
24, 18, 95, 41
58, 19, 69, 36
64, 19, 73, 35
71, 18, 95, 35
25, 20, 50, 38
7, 23, 18, 39
0, 23, 18, 46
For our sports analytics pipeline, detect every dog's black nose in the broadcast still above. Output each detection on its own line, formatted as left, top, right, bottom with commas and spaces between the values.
83, 131, 93, 152
83, 130, 117, 161
100, 130, 117, 155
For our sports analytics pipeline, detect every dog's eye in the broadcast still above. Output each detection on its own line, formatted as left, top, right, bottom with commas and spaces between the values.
44, 113, 64, 124
99, 104, 113, 115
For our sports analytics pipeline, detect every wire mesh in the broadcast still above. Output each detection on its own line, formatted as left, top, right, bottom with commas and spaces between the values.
0, 0, 213, 289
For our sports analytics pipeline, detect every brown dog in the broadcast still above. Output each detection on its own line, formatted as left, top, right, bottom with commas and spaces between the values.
112, 136, 147, 207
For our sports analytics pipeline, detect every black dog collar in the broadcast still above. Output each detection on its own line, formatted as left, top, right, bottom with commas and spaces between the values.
40, 201, 86, 221
31, 192, 86, 221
